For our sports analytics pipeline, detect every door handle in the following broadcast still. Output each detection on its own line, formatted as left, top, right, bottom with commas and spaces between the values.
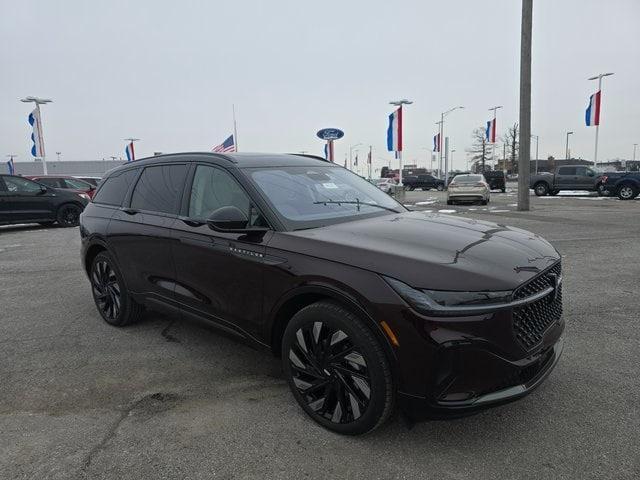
181, 218, 205, 227
122, 208, 138, 215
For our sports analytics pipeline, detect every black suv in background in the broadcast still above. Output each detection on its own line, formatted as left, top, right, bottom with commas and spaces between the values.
0, 174, 89, 227
80, 153, 564, 435
403, 174, 445, 191
483, 171, 506, 192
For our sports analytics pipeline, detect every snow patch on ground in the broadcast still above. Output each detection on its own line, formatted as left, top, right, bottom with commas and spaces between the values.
489, 209, 510, 213
438, 209, 457, 213
415, 200, 437, 206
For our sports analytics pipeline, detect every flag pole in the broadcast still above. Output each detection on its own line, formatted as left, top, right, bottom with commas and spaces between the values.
593, 76, 602, 169
232, 104, 239, 152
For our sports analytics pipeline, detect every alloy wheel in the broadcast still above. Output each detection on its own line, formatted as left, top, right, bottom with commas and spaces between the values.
59, 205, 80, 226
619, 186, 633, 199
91, 260, 121, 321
288, 321, 371, 424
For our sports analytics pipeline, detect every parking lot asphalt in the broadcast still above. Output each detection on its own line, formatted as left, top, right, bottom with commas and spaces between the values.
1, 188, 639, 480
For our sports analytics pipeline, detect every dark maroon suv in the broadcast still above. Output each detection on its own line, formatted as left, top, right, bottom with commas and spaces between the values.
80, 152, 564, 435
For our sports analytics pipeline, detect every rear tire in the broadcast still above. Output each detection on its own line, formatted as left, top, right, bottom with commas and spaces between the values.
437, 184, 444, 191
534, 182, 549, 196
282, 301, 394, 435
56, 203, 82, 227
617, 183, 638, 200
480, 199, 488, 205
90, 251, 143, 326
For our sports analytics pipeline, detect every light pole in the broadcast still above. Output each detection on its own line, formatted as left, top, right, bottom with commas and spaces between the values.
531, 134, 539, 173
20, 96, 52, 175
633, 143, 637, 162
439, 106, 464, 185
56, 151, 61, 162
565, 131, 574, 161
587, 72, 614, 169
488, 105, 503, 169
349, 143, 362, 172
451, 149, 456, 170
389, 99, 413, 186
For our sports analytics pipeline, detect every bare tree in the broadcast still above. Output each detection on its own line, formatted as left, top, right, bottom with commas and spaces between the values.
467, 126, 494, 172
502, 123, 519, 173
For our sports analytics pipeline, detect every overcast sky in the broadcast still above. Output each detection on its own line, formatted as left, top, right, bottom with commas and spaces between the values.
1, 0, 638, 173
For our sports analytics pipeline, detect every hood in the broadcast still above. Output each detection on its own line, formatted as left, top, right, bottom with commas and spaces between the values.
281, 211, 559, 291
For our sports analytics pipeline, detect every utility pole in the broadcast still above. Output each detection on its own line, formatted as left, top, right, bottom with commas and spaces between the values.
439, 106, 464, 180
531, 135, 539, 173
20, 96, 52, 175
518, 0, 532, 211
633, 143, 637, 161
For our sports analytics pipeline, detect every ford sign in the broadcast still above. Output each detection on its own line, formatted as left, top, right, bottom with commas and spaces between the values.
317, 128, 344, 141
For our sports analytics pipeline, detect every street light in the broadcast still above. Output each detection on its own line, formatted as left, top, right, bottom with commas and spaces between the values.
20, 96, 52, 175
389, 99, 413, 186
565, 131, 574, 160
439, 106, 464, 185
587, 72, 614, 169
530, 134, 539, 173
56, 151, 62, 162
633, 143, 637, 162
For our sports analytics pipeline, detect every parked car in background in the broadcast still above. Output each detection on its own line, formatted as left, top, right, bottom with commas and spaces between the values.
0, 174, 89, 227
373, 178, 395, 194
73, 176, 102, 187
599, 171, 640, 200
529, 165, 603, 196
26, 175, 97, 199
403, 174, 444, 191
483, 170, 506, 192
81, 153, 564, 435
447, 174, 490, 205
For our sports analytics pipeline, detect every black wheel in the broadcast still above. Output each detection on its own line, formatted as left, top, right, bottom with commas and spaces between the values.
534, 182, 549, 196
549, 189, 560, 196
596, 184, 608, 196
501, 188, 506, 193
56, 203, 82, 227
617, 183, 638, 200
282, 301, 394, 435
90, 252, 143, 326
436, 184, 444, 191
480, 199, 488, 205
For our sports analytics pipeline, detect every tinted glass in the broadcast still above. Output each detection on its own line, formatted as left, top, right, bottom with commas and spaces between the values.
558, 167, 576, 175
452, 175, 482, 183
38, 178, 64, 188
130, 165, 188, 214
64, 178, 92, 189
3, 176, 43, 193
248, 165, 404, 230
188, 165, 266, 227
93, 169, 138, 206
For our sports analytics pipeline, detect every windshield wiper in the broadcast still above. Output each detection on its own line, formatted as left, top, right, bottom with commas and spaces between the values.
313, 199, 401, 213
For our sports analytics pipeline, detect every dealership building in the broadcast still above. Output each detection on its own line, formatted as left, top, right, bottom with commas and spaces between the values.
10, 160, 124, 177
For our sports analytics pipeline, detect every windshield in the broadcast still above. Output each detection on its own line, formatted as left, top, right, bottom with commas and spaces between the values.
452, 175, 483, 184
246, 165, 405, 230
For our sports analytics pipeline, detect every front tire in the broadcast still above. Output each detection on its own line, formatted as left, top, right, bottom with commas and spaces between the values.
534, 182, 549, 196
436, 184, 444, 191
90, 252, 143, 326
56, 203, 82, 227
282, 301, 394, 435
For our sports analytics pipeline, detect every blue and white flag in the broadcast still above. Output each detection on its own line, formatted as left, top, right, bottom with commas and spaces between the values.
386, 107, 403, 152
28, 109, 45, 158
6, 158, 15, 175
125, 142, 135, 162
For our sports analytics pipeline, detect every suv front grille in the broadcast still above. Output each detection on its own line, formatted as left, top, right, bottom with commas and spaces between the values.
512, 262, 563, 350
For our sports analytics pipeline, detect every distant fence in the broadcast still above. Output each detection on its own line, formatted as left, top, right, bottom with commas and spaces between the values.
11, 160, 125, 176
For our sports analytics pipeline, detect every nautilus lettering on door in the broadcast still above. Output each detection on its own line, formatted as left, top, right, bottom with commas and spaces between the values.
229, 246, 264, 258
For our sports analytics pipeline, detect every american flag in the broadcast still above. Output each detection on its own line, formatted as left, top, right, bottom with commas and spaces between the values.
212, 135, 236, 153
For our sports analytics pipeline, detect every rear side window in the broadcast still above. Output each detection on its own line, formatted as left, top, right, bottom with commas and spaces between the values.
93, 169, 138, 206
130, 164, 188, 215
558, 167, 576, 175
38, 178, 64, 188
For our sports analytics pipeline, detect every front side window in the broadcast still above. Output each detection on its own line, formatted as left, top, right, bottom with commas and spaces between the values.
188, 165, 266, 227
558, 167, 576, 175
247, 165, 404, 230
3, 176, 43, 194
93, 169, 138, 206
130, 165, 188, 214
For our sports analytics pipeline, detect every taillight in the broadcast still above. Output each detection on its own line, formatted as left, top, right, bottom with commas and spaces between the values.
601, 175, 608, 184
474, 182, 487, 187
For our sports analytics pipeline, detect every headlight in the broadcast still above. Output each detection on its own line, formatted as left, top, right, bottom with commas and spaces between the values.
78, 193, 90, 201
383, 276, 512, 316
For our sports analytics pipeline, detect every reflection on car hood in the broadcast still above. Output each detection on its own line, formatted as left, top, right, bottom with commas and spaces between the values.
282, 211, 559, 291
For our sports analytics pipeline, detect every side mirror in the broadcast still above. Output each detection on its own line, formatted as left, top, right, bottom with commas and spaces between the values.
206, 206, 269, 235
39, 185, 47, 194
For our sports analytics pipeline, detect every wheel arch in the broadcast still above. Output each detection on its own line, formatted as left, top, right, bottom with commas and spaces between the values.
268, 285, 398, 368
83, 240, 108, 275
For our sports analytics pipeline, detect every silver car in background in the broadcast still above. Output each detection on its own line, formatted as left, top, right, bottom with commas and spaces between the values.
447, 174, 490, 205
373, 178, 395, 194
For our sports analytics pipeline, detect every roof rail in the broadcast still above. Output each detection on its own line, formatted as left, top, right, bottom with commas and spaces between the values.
288, 153, 329, 163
